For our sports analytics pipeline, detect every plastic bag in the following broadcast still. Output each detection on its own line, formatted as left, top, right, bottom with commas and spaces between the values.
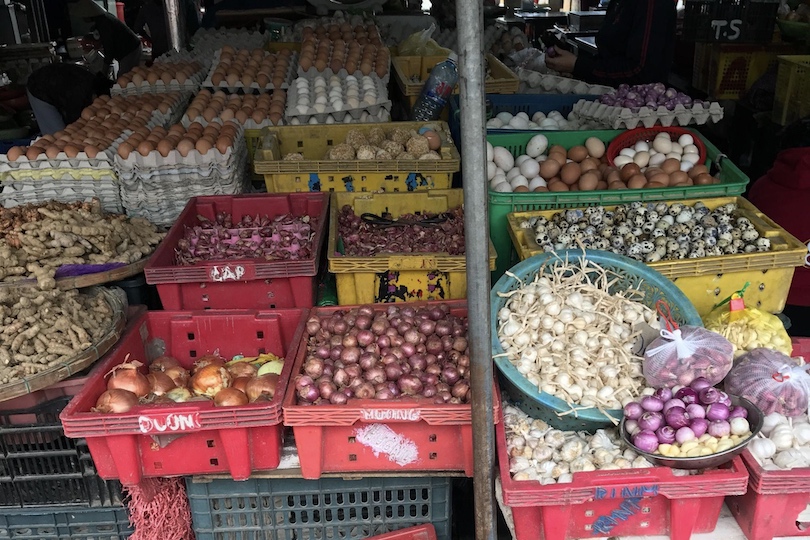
704, 284, 792, 357
726, 348, 810, 416
643, 301, 734, 388
398, 24, 452, 57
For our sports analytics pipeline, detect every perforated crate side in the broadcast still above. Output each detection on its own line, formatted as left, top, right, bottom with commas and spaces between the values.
186, 476, 451, 540
0, 505, 132, 539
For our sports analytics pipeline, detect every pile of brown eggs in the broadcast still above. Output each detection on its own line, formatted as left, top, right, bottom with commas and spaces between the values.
117, 61, 203, 87
185, 89, 286, 125
298, 38, 390, 78
4, 93, 185, 161
116, 120, 241, 159
301, 22, 382, 45
209, 47, 294, 88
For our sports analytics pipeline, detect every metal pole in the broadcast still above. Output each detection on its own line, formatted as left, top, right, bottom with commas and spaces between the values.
456, 1, 496, 539
163, 0, 186, 52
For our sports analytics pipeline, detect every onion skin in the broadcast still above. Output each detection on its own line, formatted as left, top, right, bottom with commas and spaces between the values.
93, 389, 138, 413
193, 354, 225, 373
164, 366, 190, 388
150, 356, 181, 373
190, 365, 232, 397
146, 372, 176, 396
246, 374, 279, 402
214, 388, 249, 407
107, 363, 151, 398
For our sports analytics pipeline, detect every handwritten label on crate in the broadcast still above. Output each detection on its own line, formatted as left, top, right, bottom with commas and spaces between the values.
355, 423, 419, 465
591, 485, 659, 535
209, 264, 251, 282
711, 19, 742, 41
138, 412, 202, 434
360, 409, 422, 422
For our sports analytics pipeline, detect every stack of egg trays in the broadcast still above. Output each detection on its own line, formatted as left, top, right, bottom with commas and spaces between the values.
201, 48, 299, 93
284, 73, 391, 124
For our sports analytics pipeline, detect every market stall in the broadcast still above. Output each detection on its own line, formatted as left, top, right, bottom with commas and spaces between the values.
0, 0, 809, 538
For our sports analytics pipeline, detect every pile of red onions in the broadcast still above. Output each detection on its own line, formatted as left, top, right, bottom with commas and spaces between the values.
175, 211, 316, 265
93, 354, 279, 413
624, 377, 749, 454
337, 206, 465, 257
295, 303, 471, 404
597, 83, 707, 112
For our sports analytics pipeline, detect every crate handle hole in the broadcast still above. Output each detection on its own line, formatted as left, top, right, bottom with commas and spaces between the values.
270, 304, 276, 309
429, 434, 437, 442
429, 452, 437, 459
640, 521, 649, 528
258, 347, 266, 354
713, 287, 721, 296
187, 333, 195, 340
642, 507, 651, 513
206, 440, 215, 448
202, 294, 209, 302
257, 331, 264, 339
584, 510, 594, 517
210, 458, 219, 466
190, 350, 197, 358
348, 436, 356, 443
154, 462, 162, 470
349, 454, 357, 461
759, 283, 766, 291
204, 306, 211, 310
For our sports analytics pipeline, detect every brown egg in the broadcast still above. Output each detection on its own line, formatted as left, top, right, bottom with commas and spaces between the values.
560, 162, 581, 185
660, 158, 681, 174
533, 186, 549, 192
423, 131, 441, 151
235, 110, 249, 123
687, 164, 709, 179
578, 171, 599, 191
548, 144, 566, 155
649, 173, 670, 187
695, 173, 715, 185
25, 146, 43, 160
646, 181, 668, 189
567, 145, 588, 163
6, 146, 24, 161
627, 174, 647, 189
195, 138, 213, 155
548, 152, 567, 166
156, 139, 174, 157
314, 59, 327, 71
669, 171, 689, 186
360, 62, 372, 76
137, 140, 155, 156
117, 142, 133, 159
644, 167, 664, 180
547, 180, 569, 192
514, 185, 530, 192
580, 157, 599, 172
606, 170, 621, 185
539, 159, 561, 180
240, 74, 254, 87
375, 64, 388, 78
215, 137, 231, 154
619, 163, 641, 182
146, 72, 160, 84
597, 180, 609, 190
84, 145, 99, 158
176, 139, 195, 157
609, 181, 628, 190
45, 145, 61, 159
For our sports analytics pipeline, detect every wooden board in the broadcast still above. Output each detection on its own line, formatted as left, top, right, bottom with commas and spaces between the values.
0, 288, 128, 404
0, 257, 150, 291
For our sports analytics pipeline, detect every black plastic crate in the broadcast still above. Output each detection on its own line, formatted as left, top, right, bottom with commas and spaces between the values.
0, 396, 123, 508
186, 476, 452, 540
682, 0, 779, 43
0, 505, 132, 539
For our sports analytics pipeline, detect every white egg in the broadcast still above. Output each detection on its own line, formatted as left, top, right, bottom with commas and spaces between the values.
665, 152, 682, 160
492, 147, 514, 171
683, 144, 699, 155
531, 111, 546, 123
634, 141, 650, 152
490, 173, 506, 186
619, 147, 636, 158
681, 153, 701, 165
493, 181, 512, 192
509, 175, 529, 189
519, 159, 540, 179
487, 161, 498, 180
509, 116, 529, 129
308, 116, 318, 124
363, 95, 376, 106
506, 167, 523, 181
528, 176, 547, 190
539, 118, 558, 129
343, 114, 353, 123
325, 115, 335, 124
486, 141, 494, 162
680, 160, 694, 172
648, 153, 667, 167
313, 103, 326, 113
516, 112, 530, 121
528, 122, 539, 128
346, 97, 360, 109
548, 111, 564, 120
296, 104, 309, 114
486, 118, 504, 128
614, 155, 633, 167
495, 111, 514, 124
344, 75, 357, 83
290, 117, 301, 125
315, 95, 328, 105
360, 112, 370, 121
670, 142, 683, 155
678, 133, 694, 147
515, 155, 531, 166
633, 151, 650, 167
652, 137, 672, 154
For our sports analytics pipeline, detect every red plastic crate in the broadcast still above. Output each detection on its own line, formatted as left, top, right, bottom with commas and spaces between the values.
793, 338, 810, 360
366, 525, 437, 540
726, 450, 810, 540
496, 406, 749, 540
144, 193, 329, 310
282, 301, 499, 479
60, 308, 308, 486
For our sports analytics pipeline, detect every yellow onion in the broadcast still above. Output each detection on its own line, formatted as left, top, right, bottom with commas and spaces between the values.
106, 361, 150, 398
164, 365, 190, 388
227, 362, 258, 379
146, 372, 176, 395
190, 365, 231, 397
93, 389, 138, 413
232, 376, 251, 393
166, 387, 193, 402
246, 374, 279, 403
214, 387, 249, 407
193, 354, 225, 373
149, 355, 181, 373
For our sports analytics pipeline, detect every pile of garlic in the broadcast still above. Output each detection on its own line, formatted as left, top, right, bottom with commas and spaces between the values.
748, 412, 810, 470
505, 404, 654, 484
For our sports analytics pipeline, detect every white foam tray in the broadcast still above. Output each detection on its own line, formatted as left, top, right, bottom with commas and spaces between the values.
516, 68, 613, 95
572, 98, 725, 129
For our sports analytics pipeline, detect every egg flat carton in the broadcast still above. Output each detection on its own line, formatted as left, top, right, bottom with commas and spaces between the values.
122, 180, 249, 227
115, 143, 248, 183
0, 152, 115, 173
181, 113, 285, 129
119, 172, 247, 211
0, 182, 122, 213
201, 49, 299, 93
287, 17, 382, 42
572, 99, 725, 129
285, 74, 390, 121
297, 58, 391, 86
286, 106, 392, 126
190, 29, 268, 54
516, 68, 614, 95
111, 74, 205, 97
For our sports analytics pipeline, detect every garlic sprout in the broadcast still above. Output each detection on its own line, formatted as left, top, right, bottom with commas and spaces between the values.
497, 255, 657, 416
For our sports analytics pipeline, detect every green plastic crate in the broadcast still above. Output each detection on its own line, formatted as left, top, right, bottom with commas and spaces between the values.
487, 129, 750, 278
0, 506, 132, 539
186, 476, 451, 540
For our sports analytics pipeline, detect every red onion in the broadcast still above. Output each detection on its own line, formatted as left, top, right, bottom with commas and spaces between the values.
698, 387, 721, 405
441, 366, 460, 385
330, 347, 343, 361
632, 430, 659, 453
425, 337, 443, 356
675, 426, 696, 444
385, 364, 404, 380
318, 380, 337, 400
398, 375, 423, 396
638, 411, 663, 432
653, 387, 672, 402
640, 396, 664, 412
358, 352, 376, 370
356, 330, 374, 347
662, 398, 686, 413
315, 345, 331, 359
441, 335, 454, 351
408, 354, 427, 372
364, 366, 386, 385
333, 368, 349, 387
664, 407, 689, 429
377, 335, 391, 348
298, 385, 319, 402
306, 319, 321, 336
426, 363, 442, 376
303, 358, 324, 379
376, 389, 396, 400
656, 425, 676, 444
341, 347, 361, 365
690, 418, 709, 437
674, 387, 698, 405
422, 385, 437, 398
686, 403, 705, 419
729, 405, 748, 419
330, 392, 349, 404
435, 321, 452, 336
344, 364, 362, 379
355, 315, 371, 330
332, 319, 348, 335
419, 320, 436, 335
371, 319, 388, 335
690, 377, 712, 392
623, 402, 643, 420
451, 380, 470, 400
357, 305, 375, 318
295, 375, 314, 389
452, 337, 468, 352
400, 342, 416, 358
355, 382, 375, 399
342, 334, 358, 348
706, 403, 730, 421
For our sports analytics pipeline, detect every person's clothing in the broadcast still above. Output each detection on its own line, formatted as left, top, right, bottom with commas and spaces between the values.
92, 11, 141, 68
783, 304, 810, 337
118, 42, 143, 75
26, 90, 66, 135
26, 63, 112, 129
572, 0, 676, 86
747, 147, 810, 307
134, 1, 170, 59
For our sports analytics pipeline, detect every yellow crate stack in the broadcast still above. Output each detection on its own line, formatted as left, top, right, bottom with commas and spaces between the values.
773, 55, 810, 126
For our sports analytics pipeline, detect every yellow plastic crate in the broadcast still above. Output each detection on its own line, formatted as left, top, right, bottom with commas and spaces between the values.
254, 122, 460, 193
506, 197, 807, 316
693, 43, 794, 100
328, 189, 497, 304
773, 55, 810, 126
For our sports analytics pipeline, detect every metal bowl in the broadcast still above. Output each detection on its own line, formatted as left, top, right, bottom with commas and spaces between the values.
620, 395, 764, 470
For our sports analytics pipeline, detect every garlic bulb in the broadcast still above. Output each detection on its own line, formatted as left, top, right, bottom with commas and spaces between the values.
749, 437, 777, 462
774, 448, 808, 469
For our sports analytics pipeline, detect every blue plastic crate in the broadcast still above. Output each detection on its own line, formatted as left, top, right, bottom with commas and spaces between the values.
186, 476, 451, 540
0, 505, 132, 539
448, 93, 597, 150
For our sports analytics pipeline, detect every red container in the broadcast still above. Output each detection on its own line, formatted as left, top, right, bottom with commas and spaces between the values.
727, 449, 810, 540
793, 337, 810, 360
60, 308, 307, 486
496, 408, 749, 540
282, 301, 498, 479
367, 525, 437, 540
606, 126, 708, 167
145, 193, 329, 310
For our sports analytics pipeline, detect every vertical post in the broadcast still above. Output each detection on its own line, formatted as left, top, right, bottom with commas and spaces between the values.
456, 1, 496, 539
163, 0, 186, 52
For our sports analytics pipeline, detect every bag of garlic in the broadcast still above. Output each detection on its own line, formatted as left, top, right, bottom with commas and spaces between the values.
643, 301, 734, 388
726, 348, 810, 417
703, 283, 792, 357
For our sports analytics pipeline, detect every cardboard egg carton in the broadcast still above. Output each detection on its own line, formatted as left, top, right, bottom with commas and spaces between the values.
0, 178, 122, 213
516, 68, 613, 95
572, 99, 725, 129
201, 49, 299, 93
111, 70, 206, 97
182, 113, 285, 129
286, 107, 391, 125
297, 58, 390, 86
285, 74, 390, 123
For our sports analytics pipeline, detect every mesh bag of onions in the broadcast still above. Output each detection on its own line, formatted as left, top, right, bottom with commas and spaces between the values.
726, 348, 810, 417
643, 309, 734, 388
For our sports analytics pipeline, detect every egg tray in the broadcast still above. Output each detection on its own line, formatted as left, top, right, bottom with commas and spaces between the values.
0, 179, 123, 213
201, 49, 299, 93
116, 158, 245, 185
572, 99, 726, 129
118, 167, 248, 199
297, 59, 391, 86
287, 19, 382, 43
189, 29, 269, 54
181, 113, 285, 129
284, 75, 391, 123
116, 140, 248, 181
515, 68, 614, 95
286, 107, 391, 126
111, 75, 206, 97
